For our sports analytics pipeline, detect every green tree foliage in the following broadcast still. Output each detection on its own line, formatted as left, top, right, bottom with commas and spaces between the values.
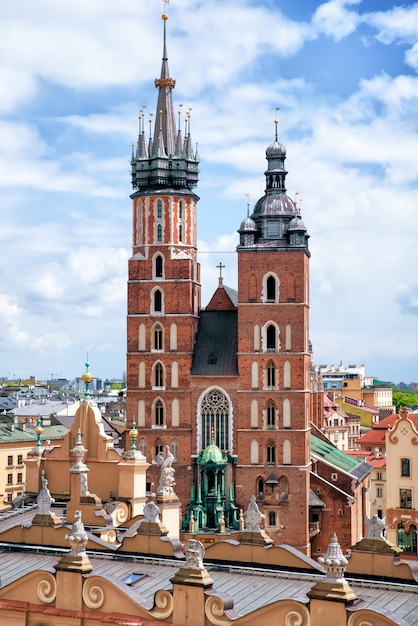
392, 391, 418, 412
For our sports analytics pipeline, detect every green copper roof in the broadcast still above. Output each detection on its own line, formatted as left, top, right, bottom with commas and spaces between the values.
311, 434, 371, 481
200, 441, 226, 465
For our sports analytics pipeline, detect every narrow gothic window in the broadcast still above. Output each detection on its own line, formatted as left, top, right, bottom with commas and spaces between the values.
154, 324, 163, 350
154, 362, 164, 387
155, 400, 164, 426
155, 439, 163, 458
267, 275, 276, 301
157, 200, 163, 218
171, 438, 178, 461
157, 224, 162, 242
267, 361, 276, 387
267, 440, 276, 464
269, 511, 276, 526
279, 477, 289, 502
179, 201, 183, 219
200, 389, 229, 451
155, 254, 163, 278
266, 324, 276, 349
258, 478, 264, 496
267, 401, 275, 427
179, 224, 183, 242
154, 289, 162, 312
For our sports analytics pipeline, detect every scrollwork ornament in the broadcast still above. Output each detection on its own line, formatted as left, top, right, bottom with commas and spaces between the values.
205, 595, 230, 626
82, 579, 105, 609
113, 502, 129, 525
347, 617, 374, 626
37, 575, 57, 604
285, 610, 307, 626
150, 589, 174, 620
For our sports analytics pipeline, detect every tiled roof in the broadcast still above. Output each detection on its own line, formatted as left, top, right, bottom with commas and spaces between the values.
191, 310, 238, 376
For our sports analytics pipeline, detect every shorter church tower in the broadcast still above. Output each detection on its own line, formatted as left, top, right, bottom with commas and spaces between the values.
235, 120, 312, 551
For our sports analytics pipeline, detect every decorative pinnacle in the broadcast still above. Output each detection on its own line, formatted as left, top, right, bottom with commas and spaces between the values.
81, 358, 93, 398
318, 533, 348, 580
35, 415, 43, 448
274, 107, 280, 141
129, 421, 138, 451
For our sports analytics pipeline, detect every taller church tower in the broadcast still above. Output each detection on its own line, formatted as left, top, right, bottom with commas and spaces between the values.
126, 12, 200, 493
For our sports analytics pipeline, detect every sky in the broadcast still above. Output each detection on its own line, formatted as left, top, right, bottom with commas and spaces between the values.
0, 0, 418, 384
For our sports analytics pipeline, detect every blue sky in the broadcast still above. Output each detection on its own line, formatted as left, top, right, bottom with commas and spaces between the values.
0, 0, 418, 383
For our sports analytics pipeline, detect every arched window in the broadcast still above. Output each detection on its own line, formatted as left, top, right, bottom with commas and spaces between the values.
267, 275, 276, 301
157, 200, 163, 218
279, 477, 289, 502
155, 439, 163, 459
283, 399, 291, 428
153, 362, 164, 388
153, 324, 163, 350
137, 399, 145, 427
267, 401, 275, 428
251, 439, 259, 464
179, 200, 183, 219
179, 224, 183, 242
171, 438, 179, 461
257, 478, 264, 497
155, 400, 164, 426
398, 523, 417, 553
269, 511, 276, 526
154, 289, 162, 312
267, 361, 276, 387
283, 439, 291, 465
267, 440, 276, 464
155, 254, 163, 278
139, 437, 146, 457
266, 324, 276, 350
200, 388, 230, 451
157, 224, 162, 242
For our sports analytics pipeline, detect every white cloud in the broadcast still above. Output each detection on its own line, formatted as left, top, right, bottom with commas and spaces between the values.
312, 0, 361, 40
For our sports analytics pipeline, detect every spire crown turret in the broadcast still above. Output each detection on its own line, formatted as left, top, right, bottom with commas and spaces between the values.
131, 11, 199, 192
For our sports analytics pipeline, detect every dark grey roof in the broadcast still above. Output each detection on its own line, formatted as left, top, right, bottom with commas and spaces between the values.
309, 488, 326, 508
0, 550, 417, 624
191, 311, 238, 376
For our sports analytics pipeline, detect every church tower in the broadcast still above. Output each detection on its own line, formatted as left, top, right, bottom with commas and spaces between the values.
126, 12, 200, 495
235, 120, 311, 552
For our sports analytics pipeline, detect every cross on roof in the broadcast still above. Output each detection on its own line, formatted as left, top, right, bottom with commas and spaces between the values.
216, 262, 225, 279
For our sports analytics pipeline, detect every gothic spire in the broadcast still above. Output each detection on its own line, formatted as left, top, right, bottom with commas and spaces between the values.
131, 11, 199, 191
151, 13, 177, 158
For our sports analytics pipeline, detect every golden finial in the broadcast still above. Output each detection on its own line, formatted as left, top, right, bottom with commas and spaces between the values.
274, 107, 280, 140
162, 0, 169, 20
245, 193, 250, 217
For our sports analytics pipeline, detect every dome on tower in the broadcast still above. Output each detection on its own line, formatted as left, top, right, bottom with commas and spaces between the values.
266, 139, 287, 158
287, 215, 307, 232
252, 193, 296, 217
238, 215, 257, 232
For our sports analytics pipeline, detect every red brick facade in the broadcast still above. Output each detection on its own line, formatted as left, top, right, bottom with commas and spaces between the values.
126, 15, 313, 553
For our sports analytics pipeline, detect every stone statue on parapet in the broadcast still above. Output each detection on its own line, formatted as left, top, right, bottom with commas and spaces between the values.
37, 469, 55, 515
244, 495, 264, 531
156, 445, 176, 496
65, 510, 88, 556
185, 539, 205, 571
365, 514, 386, 540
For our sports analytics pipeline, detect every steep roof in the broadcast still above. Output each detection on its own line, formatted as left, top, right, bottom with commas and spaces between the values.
311, 434, 372, 482
205, 283, 237, 310
191, 310, 238, 376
